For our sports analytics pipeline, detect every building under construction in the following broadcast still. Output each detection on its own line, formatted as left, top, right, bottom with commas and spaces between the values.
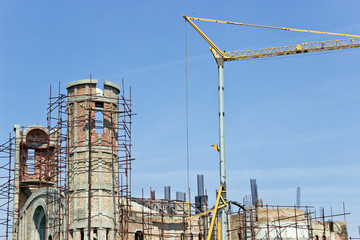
0, 79, 350, 240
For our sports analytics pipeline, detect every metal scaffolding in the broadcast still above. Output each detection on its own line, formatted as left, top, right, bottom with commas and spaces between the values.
0, 80, 354, 240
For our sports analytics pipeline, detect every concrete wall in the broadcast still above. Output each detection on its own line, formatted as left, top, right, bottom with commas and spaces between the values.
313, 221, 348, 240
127, 210, 205, 240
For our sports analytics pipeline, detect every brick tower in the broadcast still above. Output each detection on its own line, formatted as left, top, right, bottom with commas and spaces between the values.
66, 79, 120, 240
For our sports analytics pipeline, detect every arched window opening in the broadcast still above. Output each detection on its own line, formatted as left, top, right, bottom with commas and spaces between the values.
189, 233, 193, 240
22, 128, 52, 181
315, 235, 319, 240
135, 231, 144, 240
322, 235, 326, 240
33, 206, 46, 240
26, 129, 49, 147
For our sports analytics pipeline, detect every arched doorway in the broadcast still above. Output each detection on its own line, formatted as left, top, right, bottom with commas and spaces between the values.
33, 205, 46, 240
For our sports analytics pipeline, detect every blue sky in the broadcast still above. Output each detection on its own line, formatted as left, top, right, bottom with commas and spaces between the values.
1, 0, 360, 237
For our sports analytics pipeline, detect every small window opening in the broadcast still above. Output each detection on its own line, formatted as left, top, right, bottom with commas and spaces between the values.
180, 233, 185, 240
237, 232, 241, 240
322, 235, 326, 240
199, 233, 203, 240
80, 228, 84, 240
106, 229, 110, 240
95, 102, 104, 134
190, 233, 193, 240
135, 231, 144, 240
27, 149, 35, 174
95, 101, 103, 108
93, 228, 98, 238
315, 235, 319, 240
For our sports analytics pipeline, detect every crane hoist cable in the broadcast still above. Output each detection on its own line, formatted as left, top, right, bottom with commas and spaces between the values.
185, 19, 192, 237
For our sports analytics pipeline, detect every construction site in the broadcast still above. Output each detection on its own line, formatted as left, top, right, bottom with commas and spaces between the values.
0, 14, 359, 240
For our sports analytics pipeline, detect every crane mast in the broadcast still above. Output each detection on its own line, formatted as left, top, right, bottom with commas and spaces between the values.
184, 15, 360, 240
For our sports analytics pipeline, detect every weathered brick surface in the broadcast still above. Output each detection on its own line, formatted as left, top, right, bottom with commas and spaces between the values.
67, 80, 120, 233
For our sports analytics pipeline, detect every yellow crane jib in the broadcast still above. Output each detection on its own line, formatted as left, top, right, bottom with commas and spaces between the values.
184, 15, 360, 61
225, 38, 360, 61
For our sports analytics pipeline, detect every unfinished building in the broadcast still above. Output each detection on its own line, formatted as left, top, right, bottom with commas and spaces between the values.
0, 79, 350, 240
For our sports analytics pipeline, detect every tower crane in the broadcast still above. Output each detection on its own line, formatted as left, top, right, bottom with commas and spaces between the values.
183, 15, 360, 240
